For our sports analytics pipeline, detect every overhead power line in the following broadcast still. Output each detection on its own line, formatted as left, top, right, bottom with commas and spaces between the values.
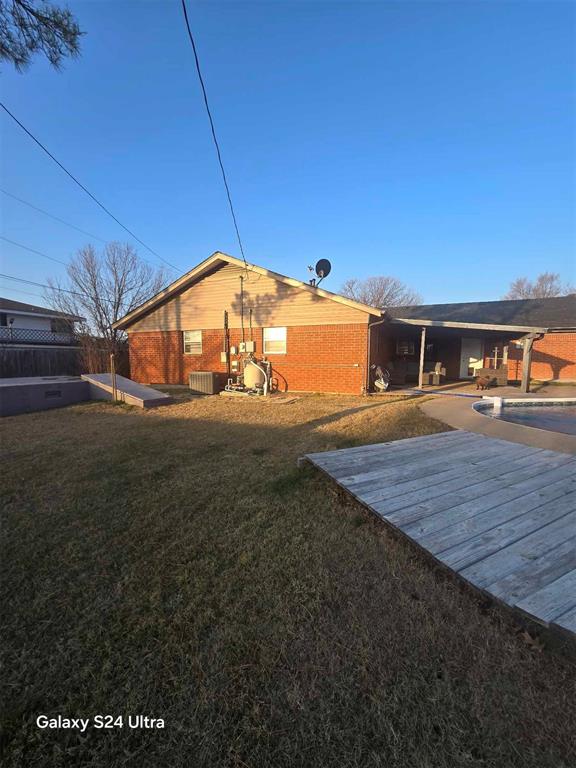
0, 236, 68, 266
0, 102, 179, 272
1, 188, 107, 244
0, 272, 114, 305
1, 188, 178, 274
180, 0, 249, 269
0, 286, 48, 302
0, 272, 88, 298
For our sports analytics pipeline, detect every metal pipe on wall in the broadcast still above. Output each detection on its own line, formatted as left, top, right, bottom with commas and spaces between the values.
223, 310, 230, 376
240, 275, 245, 343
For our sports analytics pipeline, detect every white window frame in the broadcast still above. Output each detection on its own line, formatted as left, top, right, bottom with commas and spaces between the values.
183, 330, 202, 355
263, 326, 287, 355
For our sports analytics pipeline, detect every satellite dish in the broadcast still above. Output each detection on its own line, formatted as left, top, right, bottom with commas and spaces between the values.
315, 259, 332, 281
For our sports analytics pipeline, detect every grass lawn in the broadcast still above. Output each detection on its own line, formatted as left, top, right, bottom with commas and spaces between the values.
1, 393, 575, 767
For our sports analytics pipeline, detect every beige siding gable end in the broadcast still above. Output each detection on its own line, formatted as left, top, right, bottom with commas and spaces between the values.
129, 262, 371, 331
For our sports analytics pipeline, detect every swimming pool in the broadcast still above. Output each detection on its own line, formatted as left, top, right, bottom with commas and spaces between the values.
476, 399, 576, 435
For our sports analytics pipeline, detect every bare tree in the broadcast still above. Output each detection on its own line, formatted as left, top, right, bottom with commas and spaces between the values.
46, 243, 167, 357
503, 272, 575, 300
341, 276, 422, 309
0, 0, 82, 70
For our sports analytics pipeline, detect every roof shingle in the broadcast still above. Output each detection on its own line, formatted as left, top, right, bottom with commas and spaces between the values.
0, 297, 83, 322
389, 295, 575, 329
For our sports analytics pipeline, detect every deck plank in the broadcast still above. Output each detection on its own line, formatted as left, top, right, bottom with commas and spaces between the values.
379, 458, 574, 529
515, 570, 576, 623
338, 442, 524, 491
487, 537, 576, 603
460, 513, 576, 589
438, 500, 575, 571
305, 429, 466, 461
553, 606, 576, 634
306, 431, 470, 468
303, 429, 576, 638
418, 479, 574, 555
361, 445, 542, 505
390, 468, 574, 535
325, 433, 482, 477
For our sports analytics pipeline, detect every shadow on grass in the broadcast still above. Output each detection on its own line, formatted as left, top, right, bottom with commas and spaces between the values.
1, 399, 574, 768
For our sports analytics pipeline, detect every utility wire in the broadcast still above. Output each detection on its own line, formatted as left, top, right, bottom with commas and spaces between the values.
180, 0, 249, 269
0, 102, 179, 272
0, 272, 89, 298
0, 286, 47, 301
1, 188, 179, 274
1, 188, 107, 244
0, 236, 68, 266
0, 272, 115, 305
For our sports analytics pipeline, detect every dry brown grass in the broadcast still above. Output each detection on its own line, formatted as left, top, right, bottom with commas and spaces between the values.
1, 393, 575, 768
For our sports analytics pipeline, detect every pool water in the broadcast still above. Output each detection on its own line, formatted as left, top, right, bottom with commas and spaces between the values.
490, 404, 576, 435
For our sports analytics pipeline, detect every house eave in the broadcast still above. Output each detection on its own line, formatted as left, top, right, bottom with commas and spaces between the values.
1, 309, 84, 323
391, 317, 550, 334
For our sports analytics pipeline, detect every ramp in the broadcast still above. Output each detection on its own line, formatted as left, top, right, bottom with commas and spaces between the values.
81, 374, 173, 409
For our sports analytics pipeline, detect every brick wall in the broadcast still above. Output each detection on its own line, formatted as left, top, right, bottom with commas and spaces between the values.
128, 323, 369, 394
506, 332, 576, 381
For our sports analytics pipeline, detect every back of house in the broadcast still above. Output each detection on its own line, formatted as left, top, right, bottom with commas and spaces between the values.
113, 252, 382, 394
114, 254, 576, 394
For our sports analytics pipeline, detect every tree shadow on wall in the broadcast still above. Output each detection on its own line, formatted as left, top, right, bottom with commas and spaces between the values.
507, 347, 574, 381
230, 273, 325, 328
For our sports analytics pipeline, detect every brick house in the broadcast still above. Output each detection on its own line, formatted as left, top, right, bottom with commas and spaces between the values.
114, 252, 382, 394
114, 252, 575, 394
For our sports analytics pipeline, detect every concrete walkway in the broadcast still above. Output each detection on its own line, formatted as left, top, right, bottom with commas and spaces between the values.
407, 381, 576, 399
421, 395, 576, 454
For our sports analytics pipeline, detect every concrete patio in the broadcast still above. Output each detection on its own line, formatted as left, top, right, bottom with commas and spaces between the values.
379, 381, 576, 452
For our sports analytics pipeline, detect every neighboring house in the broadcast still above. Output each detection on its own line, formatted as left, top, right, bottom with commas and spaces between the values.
0, 298, 83, 347
0, 298, 85, 378
113, 253, 576, 394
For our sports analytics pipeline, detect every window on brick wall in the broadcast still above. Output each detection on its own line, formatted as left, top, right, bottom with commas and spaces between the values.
183, 330, 202, 355
263, 326, 287, 354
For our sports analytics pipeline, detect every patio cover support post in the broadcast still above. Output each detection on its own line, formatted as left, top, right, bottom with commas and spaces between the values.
520, 333, 542, 393
418, 326, 427, 388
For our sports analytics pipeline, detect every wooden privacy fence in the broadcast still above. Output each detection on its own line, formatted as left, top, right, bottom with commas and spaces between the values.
0, 346, 129, 379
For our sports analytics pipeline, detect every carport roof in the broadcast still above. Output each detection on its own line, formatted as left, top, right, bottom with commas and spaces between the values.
388, 295, 575, 332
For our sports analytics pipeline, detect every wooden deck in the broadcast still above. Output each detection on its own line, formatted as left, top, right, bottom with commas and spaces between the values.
304, 430, 576, 638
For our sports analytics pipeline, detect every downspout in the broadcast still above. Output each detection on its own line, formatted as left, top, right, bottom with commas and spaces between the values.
365, 313, 388, 394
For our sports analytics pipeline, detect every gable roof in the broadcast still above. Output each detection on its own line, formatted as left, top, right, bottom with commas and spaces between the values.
0, 297, 84, 322
113, 252, 382, 329
389, 295, 575, 331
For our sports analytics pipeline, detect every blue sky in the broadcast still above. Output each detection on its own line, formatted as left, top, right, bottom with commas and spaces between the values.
1, 0, 574, 305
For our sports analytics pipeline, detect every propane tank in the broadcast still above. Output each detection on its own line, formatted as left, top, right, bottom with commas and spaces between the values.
243, 358, 266, 389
